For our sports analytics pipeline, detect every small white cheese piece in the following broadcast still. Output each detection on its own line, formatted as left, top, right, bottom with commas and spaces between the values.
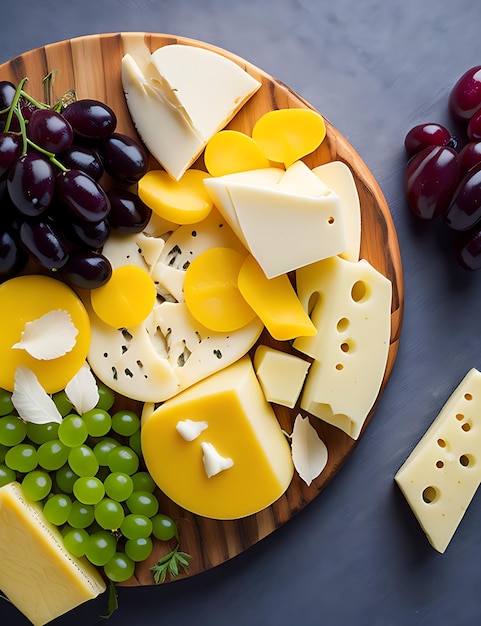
201, 441, 234, 478
253, 345, 310, 408
395, 368, 481, 553
12, 310, 78, 360
176, 419, 208, 441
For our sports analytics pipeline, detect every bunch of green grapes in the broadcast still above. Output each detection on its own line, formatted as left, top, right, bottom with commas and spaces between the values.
0, 385, 180, 583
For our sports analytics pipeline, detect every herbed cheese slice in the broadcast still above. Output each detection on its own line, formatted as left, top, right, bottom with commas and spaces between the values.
0, 482, 106, 626
294, 255, 391, 440
395, 368, 481, 553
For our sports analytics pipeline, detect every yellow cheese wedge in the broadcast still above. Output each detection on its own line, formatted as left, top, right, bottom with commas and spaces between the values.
0, 482, 106, 626
254, 345, 311, 408
141, 355, 294, 519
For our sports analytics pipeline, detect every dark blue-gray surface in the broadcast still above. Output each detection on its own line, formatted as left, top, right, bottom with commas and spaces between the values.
2, 1, 481, 624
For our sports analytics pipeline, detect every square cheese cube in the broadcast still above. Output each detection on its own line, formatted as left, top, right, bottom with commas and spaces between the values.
254, 344, 310, 408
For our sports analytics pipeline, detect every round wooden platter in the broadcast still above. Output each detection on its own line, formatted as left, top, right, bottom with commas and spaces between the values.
0, 33, 403, 586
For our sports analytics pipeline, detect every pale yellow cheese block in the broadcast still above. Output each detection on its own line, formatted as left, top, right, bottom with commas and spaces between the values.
0, 482, 106, 626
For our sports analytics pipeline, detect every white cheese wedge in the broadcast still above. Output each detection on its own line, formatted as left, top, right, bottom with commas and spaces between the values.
204, 163, 347, 278
395, 368, 481, 553
122, 44, 261, 180
294, 255, 391, 439
312, 161, 361, 262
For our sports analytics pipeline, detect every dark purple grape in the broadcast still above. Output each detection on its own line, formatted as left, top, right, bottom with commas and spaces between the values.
71, 217, 110, 249
56, 169, 110, 223
106, 189, 151, 233
459, 142, 481, 175
99, 133, 148, 182
449, 66, 481, 122
0, 229, 28, 278
62, 249, 112, 289
19, 219, 69, 270
455, 225, 481, 270
58, 145, 104, 181
62, 99, 117, 139
404, 123, 454, 157
445, 162, 481, 231
7, 153, 55, 216
7, 97, 38, 133
27, 109, 74, 154
467, 108, 481, 141
0, 81, 15, 111
0, 133, 22, 176
404, 145, 460, 220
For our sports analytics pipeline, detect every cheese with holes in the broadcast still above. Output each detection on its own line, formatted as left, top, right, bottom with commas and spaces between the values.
294, 255, 391, 439
122, 44, 261, 180
0, 482, 105, 626
253, 345, 310, 408
395, 368, 481, 553
141, 355, 294, 519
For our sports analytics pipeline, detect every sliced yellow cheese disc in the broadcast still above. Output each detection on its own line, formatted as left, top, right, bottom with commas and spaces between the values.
204, 130, 270, 176
238, 254, 317, 341
0, 275, 91, 393
90, 265, 156, 329
138, 168, 213, 224
184, 247, 257, 333
252, 108, 326, 167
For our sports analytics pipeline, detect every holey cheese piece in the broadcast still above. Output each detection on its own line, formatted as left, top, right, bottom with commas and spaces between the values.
141, 356, 294, 519
0, 482, 105, 626
294, 255, 391, 440
395, 369, 481, 553
122, 44, 261, 180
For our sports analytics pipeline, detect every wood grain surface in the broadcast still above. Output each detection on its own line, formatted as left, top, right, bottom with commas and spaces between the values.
0, 32, 403, 586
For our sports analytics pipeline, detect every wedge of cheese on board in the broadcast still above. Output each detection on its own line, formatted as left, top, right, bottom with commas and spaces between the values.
294, 255, 391, 440
395, 368, 481, 553
0, 482, 105, 626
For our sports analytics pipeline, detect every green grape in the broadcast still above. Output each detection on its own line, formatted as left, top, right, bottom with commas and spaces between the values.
21, 470, 52, 501
67, 500, 95, 529
96, 383, 115, 411
128, 430, 142, 457
95, 498, 125, 530
52, 390, 73, 417
82, 408, 112, 437
43, 493, 72, 526
85, 530, 117, 567
111, 410, 140, 437
104, 472, 133, 502
5, 444, 38, 473
126, 491, 159, 518
0, 389, 14, 417
58, 415, 88, 447
68, 444, 99, 477
108, 446, 139, 475
131, 471, 156, 494
0, 463, 16, 487
151, 513, 178, 541
0, 415, 27, 446
120, 513, 153, 540
55, 465, 78, 494
63, 527, 89, 558
93, 438, 120, 466
125, 536, 153, 562
37, 439, 69, 471
73, 476, 105, 505
26, 422, 59, 445
103, 552, 135, 582
0, 444, 8, 464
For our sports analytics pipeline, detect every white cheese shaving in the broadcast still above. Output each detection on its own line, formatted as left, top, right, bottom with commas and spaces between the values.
201, 441, 234, 478
11, 366, 63, 425
176, 419, 208, 441
65, 362, 100, 415
290, 413, 328, 486
12, 309, 78, 360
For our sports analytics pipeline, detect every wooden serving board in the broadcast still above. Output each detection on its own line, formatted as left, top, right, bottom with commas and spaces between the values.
0, 33, 403, 586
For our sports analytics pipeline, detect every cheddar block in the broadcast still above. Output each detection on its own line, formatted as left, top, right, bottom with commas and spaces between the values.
294, 255, 391, 439
395, 368, 481, 553
254, 345, 310, 408
141, 355, 294, 519
0, 482, 105, 626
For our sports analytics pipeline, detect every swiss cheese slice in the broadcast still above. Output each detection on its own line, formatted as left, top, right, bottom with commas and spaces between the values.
395, 368, 481, 553
294, 255, 391, 439
0, 482, 105, 626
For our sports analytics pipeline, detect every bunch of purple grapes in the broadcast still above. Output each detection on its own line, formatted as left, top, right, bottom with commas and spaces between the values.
404, 66, 481, 270
0, 78, 152, 287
